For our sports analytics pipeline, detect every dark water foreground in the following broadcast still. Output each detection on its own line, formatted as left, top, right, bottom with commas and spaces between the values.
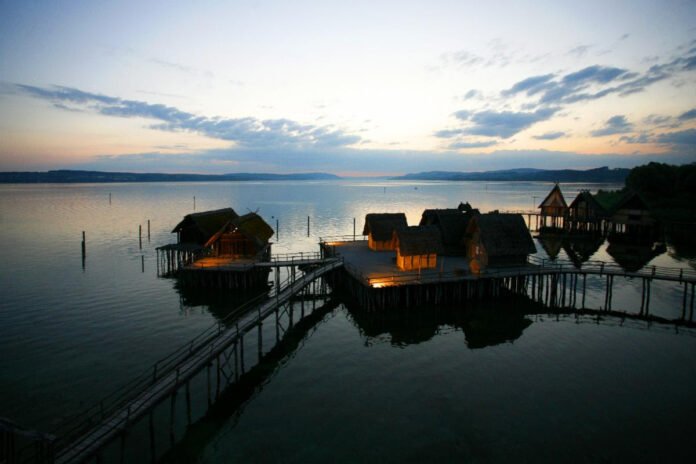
161, 296, 696, 464
1, 181, 695, 462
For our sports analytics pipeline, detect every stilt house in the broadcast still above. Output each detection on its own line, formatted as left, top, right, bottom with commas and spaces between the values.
465, 214, 536, 271
419, 207, 479, 255
204, 212, 274, 260
393, 226, 443, 271
362, 213, 408, 251
607, 191, 656, 238
567, 191, 607, 233
172, 208, 239, 245
538, 184, 567, 228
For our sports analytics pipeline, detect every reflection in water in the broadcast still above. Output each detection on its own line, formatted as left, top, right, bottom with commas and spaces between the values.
606, 241, 666, 273
175, 282, 269, 326
562, 235, 604, 268
536, 234, 563, 260
345, 298, 534, 349
161, 298, 340, 464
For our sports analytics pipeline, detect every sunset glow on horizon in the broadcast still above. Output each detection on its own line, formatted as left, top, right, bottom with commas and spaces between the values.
1, 0, 694, 174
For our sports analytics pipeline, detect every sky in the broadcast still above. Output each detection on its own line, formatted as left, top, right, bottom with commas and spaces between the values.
0, 0, 695, 175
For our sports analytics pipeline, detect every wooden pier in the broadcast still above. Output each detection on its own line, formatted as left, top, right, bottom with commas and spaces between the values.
321, 239, 696, 317
9, 240, 696, 463
50, 258, 342, 464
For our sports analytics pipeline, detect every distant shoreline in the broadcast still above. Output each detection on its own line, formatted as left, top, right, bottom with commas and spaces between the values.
0, 167, 629, 184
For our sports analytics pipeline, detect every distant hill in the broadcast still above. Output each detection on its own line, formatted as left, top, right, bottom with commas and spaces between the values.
0, 170, 341, 183
392, 167, 629, 182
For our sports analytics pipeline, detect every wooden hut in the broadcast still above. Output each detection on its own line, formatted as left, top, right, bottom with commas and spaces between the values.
465, 214, 536, 271
567, 191, 607, 234
538, 183, 567, 229
607, 191, 657, 239
393, 226, 443, 271
204, 212, 274, 260
172, 208, 239, 245
419, 208, 478, 255
362, 213, 408, 251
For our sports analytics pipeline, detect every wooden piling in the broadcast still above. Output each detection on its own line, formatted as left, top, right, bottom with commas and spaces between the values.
169, 391, 177, 446
185, 381, 191, 426
147, 219, 151, 240
139, 225, 142, 250
307, 216, 310, 237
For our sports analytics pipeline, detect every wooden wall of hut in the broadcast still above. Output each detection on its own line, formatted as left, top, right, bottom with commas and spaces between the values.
368, 235, 397, 251
396, 252, 437, 271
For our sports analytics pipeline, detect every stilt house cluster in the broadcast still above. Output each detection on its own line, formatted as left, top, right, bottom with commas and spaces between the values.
362, 205, 534, 272
537, 184, 657, 240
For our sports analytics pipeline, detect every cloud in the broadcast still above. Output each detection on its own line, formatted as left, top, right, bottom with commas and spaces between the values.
591, 115, 633, 136
655, 128, 696, 145
619, 33, 630, 41
448, 140, 498, 149
502, 74, 555, 96
462, 89, 481, 100
434, 128, 465, 139
567, 45, 593, 58
502, 48, 696, 109
619, 133, 652, 144
454, 107, 559, 138
533, 131, 567, 140
678, 108, 696, 121
13, 84, 361, 149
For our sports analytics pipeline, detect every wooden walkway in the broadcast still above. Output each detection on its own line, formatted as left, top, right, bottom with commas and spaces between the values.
55, 258, 343, 464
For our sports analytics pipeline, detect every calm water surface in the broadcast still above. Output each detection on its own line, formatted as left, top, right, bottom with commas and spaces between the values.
1, 180, 694, 462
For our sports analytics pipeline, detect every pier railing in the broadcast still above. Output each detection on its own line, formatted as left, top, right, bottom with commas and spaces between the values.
50, 288, 273, 454
52, 258, 344, 463
344, 256, 696, 289
527, 256, 696, 283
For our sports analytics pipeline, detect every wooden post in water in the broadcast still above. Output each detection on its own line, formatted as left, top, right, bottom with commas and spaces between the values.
169, 391, 177, 446
148, 411, 156, 463
139, 225, 142, 250
185, 381, 192, 426
193, 196, 196, 211
109, 192, 112, 204
147, 219, 151, 240
307, 216, 310, 237
81, 231, 86, 269
141, 255, 145, 273
276, 219, 279, 240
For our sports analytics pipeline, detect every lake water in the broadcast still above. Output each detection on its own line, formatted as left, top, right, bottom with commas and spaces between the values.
1, 180, 695, 462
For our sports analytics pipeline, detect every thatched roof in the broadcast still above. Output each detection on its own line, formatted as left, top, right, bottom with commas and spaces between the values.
470, 214, 536, 257
394, 226, 443, 256
172, 208, 238, 237
204, 212, 274, 247
362, 213, 408, 241
594, 190, 649, 215
419, 208, 477, 247
569, 190, 607, 215
612, 190, 649, 212
538, 183, 567, 208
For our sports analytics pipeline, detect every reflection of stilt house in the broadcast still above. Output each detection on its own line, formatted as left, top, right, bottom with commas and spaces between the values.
362, 213, 407, 251
608, 191, 657, 240
419, 208, 479, 255
537, 235, 563, 260
393, 226, 443, 271
204, 213, 274, 261
566, 191, 608, 234
606, 241, 665, 272
465, 214, 536, 272
562, 235, 604, 268
538, 184, 567, 230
